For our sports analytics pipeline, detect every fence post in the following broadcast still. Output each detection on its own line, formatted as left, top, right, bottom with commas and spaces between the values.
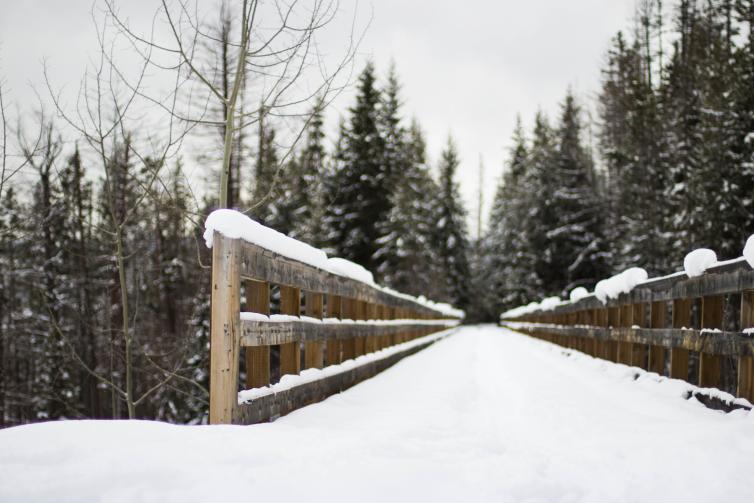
209, 234, 241, 425
670, 298, 691, 380
304, 292, 324, 369
738, 291, 754, 401
279, 286, 301, 376
648, 301, 666, 375
245, 280, 270, 388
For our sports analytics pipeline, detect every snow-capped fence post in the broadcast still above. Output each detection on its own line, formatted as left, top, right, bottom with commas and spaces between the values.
209, 232, 242, 425
699, 295, 724, 388
670, 299, 691, 381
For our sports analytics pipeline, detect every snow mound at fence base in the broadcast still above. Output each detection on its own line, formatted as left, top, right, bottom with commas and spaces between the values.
2, 325, 754, 503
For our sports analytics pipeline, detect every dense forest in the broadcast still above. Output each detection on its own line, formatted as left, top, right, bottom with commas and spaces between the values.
1, 0, 754, 426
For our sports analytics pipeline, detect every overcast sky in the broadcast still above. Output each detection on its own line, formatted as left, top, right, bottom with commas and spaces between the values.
1, 0, 639, 234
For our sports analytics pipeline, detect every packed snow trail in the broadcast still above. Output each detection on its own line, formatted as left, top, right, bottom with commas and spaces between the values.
2, 325, 754, 503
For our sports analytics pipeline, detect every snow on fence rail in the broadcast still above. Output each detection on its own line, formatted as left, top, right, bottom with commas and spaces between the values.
500, 247, 754, 405
206, 210, 463, 424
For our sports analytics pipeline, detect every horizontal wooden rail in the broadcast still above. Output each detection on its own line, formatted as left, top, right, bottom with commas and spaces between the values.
501, 258, 754, 403
240, 318, 459, 347
209, 230, 462, 424
503, 323, 754, 357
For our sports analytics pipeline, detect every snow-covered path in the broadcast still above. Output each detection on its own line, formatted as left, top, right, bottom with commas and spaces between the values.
2, 325, 754, 503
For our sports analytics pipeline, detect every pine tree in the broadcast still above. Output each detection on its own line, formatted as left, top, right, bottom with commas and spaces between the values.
434, 137, 471, 309
486, 117, 540, 311
325, 62, 390, 271
376, 120, 440, 296
251, 109, 280, 227
599, 32, 669, 274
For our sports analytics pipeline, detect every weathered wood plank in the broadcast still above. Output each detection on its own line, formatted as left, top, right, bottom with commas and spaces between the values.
699, 295, 724, 388
670, 298, 691, 380
239, 319, 455, 347
209, 233, 241, 425
279, 285, 301, 377
501, 322, 754, 357
304, 292, 324, 369
245, 280, 270, 389
738, 291, 754, 401
326, 295, 342, 365
648, 301, 666, 375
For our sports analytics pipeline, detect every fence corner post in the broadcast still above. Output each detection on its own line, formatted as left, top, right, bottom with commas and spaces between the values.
209, 233, 241, 425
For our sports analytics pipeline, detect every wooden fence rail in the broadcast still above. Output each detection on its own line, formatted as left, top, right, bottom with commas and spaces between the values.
210, 231, 461, 425
500, 258, 754, 403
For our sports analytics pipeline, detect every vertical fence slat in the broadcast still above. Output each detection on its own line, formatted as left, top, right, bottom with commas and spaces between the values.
699, 295, 724, 388
630, 303, 647, 369
648, 301, 666, 375
342, 297, 356, 360
326, 295, 342, 365
304, 292, 324, 369
279, 285, 301, 377
738, 291, 754, 401
245, 280, 270, 389
670, 298, 691, 380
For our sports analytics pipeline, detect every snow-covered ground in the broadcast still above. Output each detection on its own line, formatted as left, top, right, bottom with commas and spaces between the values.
2, 325, 754, 503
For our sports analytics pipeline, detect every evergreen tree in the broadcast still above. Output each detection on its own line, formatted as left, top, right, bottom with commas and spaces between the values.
599, 32, 670, 274
434, 137, 471, 309
251, 109, 279, 227
325, 62, 390, 271
486, 118, 539, 311
376, 120, 440, 296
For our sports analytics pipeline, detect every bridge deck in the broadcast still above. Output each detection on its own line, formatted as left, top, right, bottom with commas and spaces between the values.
2, 325, 753, 502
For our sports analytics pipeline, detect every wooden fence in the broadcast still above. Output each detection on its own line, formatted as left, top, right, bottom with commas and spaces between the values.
209, 231, 461, 425
500, 258, 754, 404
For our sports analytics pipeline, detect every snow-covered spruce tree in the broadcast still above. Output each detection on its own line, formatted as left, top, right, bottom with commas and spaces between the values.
434, 137, 471, 309
375, 120, 441, 296
525, 112, 560, 298
324, 62, 390, 272
25, 124, 82, 421
598, 32, 670, 275
486, 117, 540, 313
534, 93, 608, 297
272, 100, 329, 246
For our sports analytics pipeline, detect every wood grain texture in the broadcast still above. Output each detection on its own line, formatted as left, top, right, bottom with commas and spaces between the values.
245, 280, 270, 389
209, 233, 241, 425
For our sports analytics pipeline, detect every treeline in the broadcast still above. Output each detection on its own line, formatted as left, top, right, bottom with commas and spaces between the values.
0, 62, 472, 426
482, 0, 754, 317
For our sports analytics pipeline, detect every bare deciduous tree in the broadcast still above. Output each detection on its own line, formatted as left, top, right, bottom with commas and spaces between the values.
104, 0, 363, 209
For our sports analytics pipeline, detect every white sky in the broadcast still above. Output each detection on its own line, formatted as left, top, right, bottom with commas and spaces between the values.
1, 0, 639, 234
